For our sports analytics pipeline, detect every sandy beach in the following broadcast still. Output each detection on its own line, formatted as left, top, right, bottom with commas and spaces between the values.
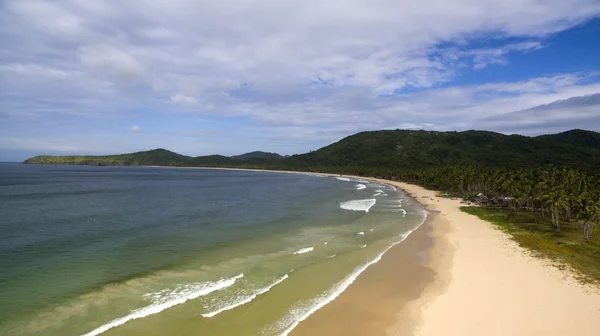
387, 180, 600, 336
288, 173, 600, 336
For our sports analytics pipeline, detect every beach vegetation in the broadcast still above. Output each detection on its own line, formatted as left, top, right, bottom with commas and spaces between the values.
461, 206, 600, 284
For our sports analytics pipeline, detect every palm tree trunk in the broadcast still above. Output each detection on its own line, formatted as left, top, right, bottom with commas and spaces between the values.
584, 220, 593, 242
553, 206, 560, 232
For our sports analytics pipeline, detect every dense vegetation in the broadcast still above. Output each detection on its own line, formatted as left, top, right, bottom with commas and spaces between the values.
24, 129, 600, 244
24, 149, 283, 167
25, 129, 600, 172
396, 166, 600, 242
230, 151, 284, 160
24, 148, 191, 166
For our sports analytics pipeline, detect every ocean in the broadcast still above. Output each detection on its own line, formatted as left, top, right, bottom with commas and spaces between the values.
0, 163, 427, 335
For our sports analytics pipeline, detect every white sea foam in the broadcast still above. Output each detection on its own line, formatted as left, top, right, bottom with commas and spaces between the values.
339, 199, 376, 212
373, 193, 383, 197
293, 247, 314, 255
355, 184, 367, 190
374, 189, 384, 193
390, 186, 397, 191
361, 245, 367, 248
276, 214, 428, 336
369, 229, 374, 232
335, 177, 351, 182
202, 274, 289, 318
379, 204, 402, 209
324, 242, 328, 245
326, 254, 336, 259
394, 209, 407, 217
380, 193, 388, 197
357, 232, 364, 235
81, 274, 244, 336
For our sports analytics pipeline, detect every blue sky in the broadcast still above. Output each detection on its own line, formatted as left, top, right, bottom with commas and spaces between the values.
1, 1, 600, 161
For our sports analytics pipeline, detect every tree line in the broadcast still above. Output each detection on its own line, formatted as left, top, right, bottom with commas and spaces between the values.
236, 163, 599, 242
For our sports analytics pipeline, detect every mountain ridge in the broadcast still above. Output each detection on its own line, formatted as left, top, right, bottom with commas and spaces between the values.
23, 129, 600, 173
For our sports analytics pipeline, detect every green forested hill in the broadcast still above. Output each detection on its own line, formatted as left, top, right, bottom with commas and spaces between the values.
536, 129, 600, 150
23, 129, 600, 173
231, 151, 283, 160
280, 130, 600, 173
24, 148, 191, 166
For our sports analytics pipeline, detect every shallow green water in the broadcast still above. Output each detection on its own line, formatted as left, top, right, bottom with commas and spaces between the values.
0, 164, 426, 335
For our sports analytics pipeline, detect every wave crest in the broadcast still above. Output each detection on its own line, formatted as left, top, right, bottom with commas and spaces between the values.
202, 274, 289, 318
274, 214, 428, 336
339, 199, 376, 212
293, 247, 314, 255
81, 274, 244, 336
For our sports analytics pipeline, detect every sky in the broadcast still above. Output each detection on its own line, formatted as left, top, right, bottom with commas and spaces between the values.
1, 0, 600, 161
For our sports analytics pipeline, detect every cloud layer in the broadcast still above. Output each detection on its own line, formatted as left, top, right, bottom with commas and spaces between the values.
1, 0, 600, 158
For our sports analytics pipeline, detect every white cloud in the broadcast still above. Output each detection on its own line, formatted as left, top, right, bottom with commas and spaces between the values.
77, 45, 146, 82
1, 0, 600, 157
131, 125, 141, 132
171, 93, 198, 106
466, 42, 544, 69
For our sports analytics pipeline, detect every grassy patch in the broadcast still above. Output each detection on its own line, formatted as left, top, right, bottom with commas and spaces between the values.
461, 206, 600, 285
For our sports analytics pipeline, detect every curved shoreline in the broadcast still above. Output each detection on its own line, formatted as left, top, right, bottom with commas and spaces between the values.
144, 166, 600, 335
154, 166, 600, 335
387, 181, 600, 336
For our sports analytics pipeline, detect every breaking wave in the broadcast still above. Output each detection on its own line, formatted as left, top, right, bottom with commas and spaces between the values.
339, 199, 376, 212
394, 209, 407, 217
275, 213, 428, 336
293, 247, 314, 255
202, 274, 289, 318
81, 274, 244, 336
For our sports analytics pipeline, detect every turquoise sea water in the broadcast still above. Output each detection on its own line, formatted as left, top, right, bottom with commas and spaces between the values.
0, 163, 426, 335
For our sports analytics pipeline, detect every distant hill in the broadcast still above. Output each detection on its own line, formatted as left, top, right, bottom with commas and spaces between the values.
278, 129, 600, 173
536, 129, 600, 150
230, 151, 283, 160
188, 155, 233, 166
23, 148, 191, 166
23, 129, 600, 173
24, 149, 284, 167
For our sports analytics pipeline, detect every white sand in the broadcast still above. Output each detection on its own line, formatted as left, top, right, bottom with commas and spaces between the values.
388, 181, 600, 336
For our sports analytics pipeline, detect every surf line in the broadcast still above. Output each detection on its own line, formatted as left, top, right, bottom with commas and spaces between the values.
293, 247, 314, 254
80, 274, 244, 336
277, 212, 429, 336
202, 274, 289, 318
